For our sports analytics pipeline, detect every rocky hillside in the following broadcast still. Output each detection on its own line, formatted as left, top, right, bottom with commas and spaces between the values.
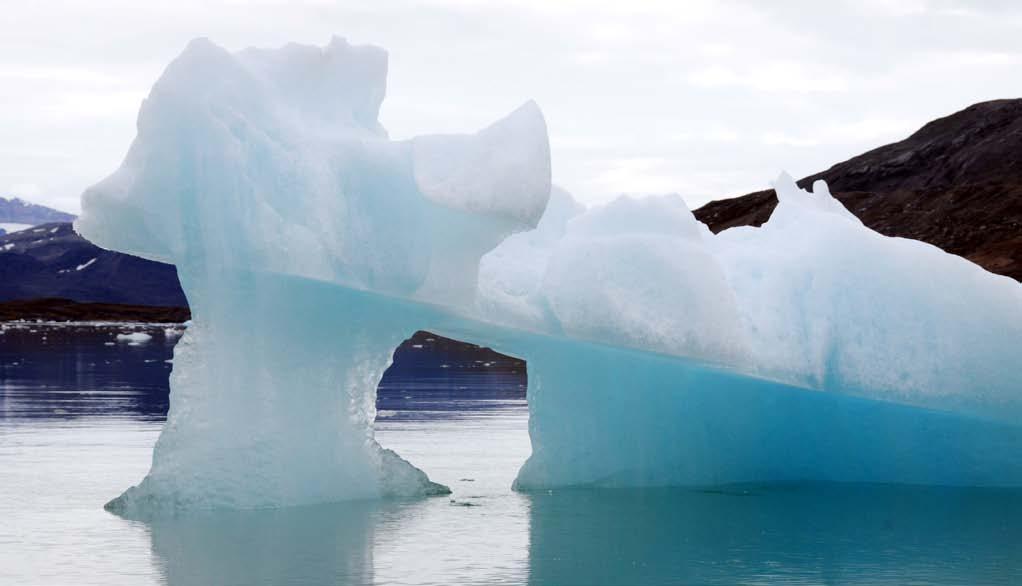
0, 223, 186, 307
0, 298, 189, 322
694, 99, 1022, 281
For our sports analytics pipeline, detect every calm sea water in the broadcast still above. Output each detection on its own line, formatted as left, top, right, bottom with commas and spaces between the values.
1, 322, 1020, 585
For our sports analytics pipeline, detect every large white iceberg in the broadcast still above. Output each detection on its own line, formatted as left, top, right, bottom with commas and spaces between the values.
499, 178, 1022, 490
76, 38, 1022, 515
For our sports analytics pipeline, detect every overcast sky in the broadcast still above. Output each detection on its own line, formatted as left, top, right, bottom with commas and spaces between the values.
2, 0, 1021, 214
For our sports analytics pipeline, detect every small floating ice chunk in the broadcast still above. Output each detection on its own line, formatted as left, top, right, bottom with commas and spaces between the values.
116, 332, 152, 344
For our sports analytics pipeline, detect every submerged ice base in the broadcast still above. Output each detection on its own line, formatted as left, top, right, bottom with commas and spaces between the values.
76, 38, 1022, 515
515, 338, 1022, 489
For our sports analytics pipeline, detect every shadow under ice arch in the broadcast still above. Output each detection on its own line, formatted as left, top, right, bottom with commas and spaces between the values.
76, 38, 1022, 517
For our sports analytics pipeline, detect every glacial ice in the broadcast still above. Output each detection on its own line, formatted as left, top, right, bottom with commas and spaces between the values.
75, 38, 1022, 515
116, 331, 152, 344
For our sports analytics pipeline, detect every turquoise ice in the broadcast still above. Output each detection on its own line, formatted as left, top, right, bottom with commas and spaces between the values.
75, 38, 1022, 516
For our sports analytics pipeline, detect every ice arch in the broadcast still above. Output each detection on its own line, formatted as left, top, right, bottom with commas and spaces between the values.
76, 38, 1022, 516
76, 37, 552, 514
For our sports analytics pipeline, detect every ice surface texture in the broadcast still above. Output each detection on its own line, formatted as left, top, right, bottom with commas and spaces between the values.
77, 37, 549, 514
76, 38, 1022, 515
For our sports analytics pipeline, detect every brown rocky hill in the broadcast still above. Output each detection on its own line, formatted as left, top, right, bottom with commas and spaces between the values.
694, 99, 1022, 281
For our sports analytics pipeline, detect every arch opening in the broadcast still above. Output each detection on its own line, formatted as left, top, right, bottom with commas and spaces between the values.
373, 331, 530, 497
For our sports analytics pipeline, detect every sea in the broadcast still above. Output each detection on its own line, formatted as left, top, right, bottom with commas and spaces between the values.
1, 322, 1020, 585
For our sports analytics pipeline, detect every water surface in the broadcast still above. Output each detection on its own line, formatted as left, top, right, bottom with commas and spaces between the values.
1, 322, 1020, 585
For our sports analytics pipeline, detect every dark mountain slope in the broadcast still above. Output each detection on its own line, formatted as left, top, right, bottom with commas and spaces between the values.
0, 223, 186, 307
694, 99, 1022, 281
0, 298, 189, 322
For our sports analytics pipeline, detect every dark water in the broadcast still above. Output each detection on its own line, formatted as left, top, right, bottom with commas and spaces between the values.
0, 322, 175, 420
378, 331, 526, 419
0, 322, 526, 422
2, 322, 1021, 585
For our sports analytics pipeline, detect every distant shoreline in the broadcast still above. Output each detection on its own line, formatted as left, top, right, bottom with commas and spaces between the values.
0, 298, 189, 323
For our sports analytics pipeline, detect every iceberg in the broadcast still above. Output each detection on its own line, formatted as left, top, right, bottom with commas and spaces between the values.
76, 37, 1022, 515
116, 331, 153, 345
489, 179, 1022, 490
76, 36, 550, 514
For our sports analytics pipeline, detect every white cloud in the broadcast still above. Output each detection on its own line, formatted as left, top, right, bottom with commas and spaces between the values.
761, 132, 820, 147
589, 157, 681, 199
697, 43, 735, 58
935, 50, 1022, 67
687, 62, 850, 94
858, 0, 932, 16
672, 128, 743, 144
760, 117, 917, 148
0, 0, 1020, 212
826, 118, 917, 143
8, 183, 41, 198
33, 90, 148, 122
0, 65, 122, 84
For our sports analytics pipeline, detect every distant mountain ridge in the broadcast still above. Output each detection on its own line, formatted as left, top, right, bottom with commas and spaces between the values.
694, 99, 1022, 281
0, 222, 185, 307
0, 196, 76, 227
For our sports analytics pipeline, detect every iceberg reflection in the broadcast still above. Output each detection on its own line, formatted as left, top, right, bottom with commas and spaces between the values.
142, 485, 1022, 585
